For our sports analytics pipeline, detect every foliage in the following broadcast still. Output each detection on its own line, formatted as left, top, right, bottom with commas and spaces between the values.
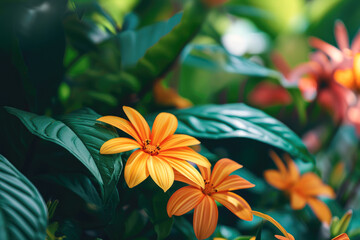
1, 0, 360, 239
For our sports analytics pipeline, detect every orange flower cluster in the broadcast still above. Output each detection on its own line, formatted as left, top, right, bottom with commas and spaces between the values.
264, 151, 335, 224
98, 106, 341, 239
98, 106, 255, 239
250, 21, 360, 131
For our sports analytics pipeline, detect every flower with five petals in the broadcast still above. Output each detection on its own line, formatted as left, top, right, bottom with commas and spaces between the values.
264, 151, 335, 224
167, 158, 255, 240
97, 106, 210, 192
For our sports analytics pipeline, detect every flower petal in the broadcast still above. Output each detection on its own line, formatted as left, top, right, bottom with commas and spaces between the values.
354, 53, 360, 88
147, 156, 174, 192
264, 170, 288, 190
123, 106, 150, 141
309, 37, 344, 63
252, 211, 292, 239
295, 173, 335, 198
100, 138, 141, 154
167, 186, 204, 217
216, 175, 255, 192
211, 159, 243, 187
159, 147, 210, 167
332, 233, 350, 240
97, 116, 142, 143
124, 150, 149, 188
198, 165, 211, 181
173, 169, 202, 188
193, 195, 218, 240
160, 134, 200, 150
283, 154, 300, 182
269, 151, 287, 176
351, 31, 360, 52
212, 192, 253, 221
275, 234, 295, 240
335, 20, 349, 51
165, 157, 205, 188
307, 197, 332, 224
290, 192, 306, 210
334, 68, 356, 89
151, 112, 178, 145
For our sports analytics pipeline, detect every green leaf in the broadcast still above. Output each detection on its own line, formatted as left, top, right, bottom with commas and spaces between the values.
170, 103, 314, 163
127, 1, 209, 94
255, 221, 263, 240
119, 12, 183, 68
140, 190, 173, 240
4, 107, 123, 200
39, 173, 119, 226
182, 44, 282, 79
0, 154, 47, 240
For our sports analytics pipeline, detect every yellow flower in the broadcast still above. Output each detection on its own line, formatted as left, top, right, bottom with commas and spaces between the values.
97, 106, 210, 192
264, 151, 335, 224
167, 158, 254, 240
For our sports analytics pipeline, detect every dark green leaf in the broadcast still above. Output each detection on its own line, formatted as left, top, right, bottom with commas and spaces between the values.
128, 1, 209, 94
255, 221, 263, 240
140, 190, 173, 240
0, 154, 47, 240
5, 107, 123, 200
119, 12, 183, 68
170, 103, 314, 163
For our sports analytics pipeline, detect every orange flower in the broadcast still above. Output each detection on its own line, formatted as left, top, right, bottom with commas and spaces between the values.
153, 79, 193, 109
167, 158, 255, 240
97, 106, 210, 192
275, 233, 350, 240
310, 21, 359, 66
264, 151, 335, 224
333, 233, 350, 240
310, 21, 360, 92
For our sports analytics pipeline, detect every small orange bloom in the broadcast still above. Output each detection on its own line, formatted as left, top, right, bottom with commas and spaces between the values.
97, 106, 210, 192
264, 151, 335, 224
275, 233, 350, 240
167, 158, 255, 240
153, 79, 193, 109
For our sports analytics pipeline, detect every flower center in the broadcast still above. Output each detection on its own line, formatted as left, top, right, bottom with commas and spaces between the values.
142, 139, 161, 155
202, 180, 217, 195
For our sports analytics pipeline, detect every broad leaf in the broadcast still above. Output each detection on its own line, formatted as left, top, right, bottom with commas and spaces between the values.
38, 173, 119, 225
170, 103, 314, 163
139, 190, 173, 240
119, 12, 183, 68
0, 154, 47, 240
128, 1, 209, 93
5, 107, 122, 200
